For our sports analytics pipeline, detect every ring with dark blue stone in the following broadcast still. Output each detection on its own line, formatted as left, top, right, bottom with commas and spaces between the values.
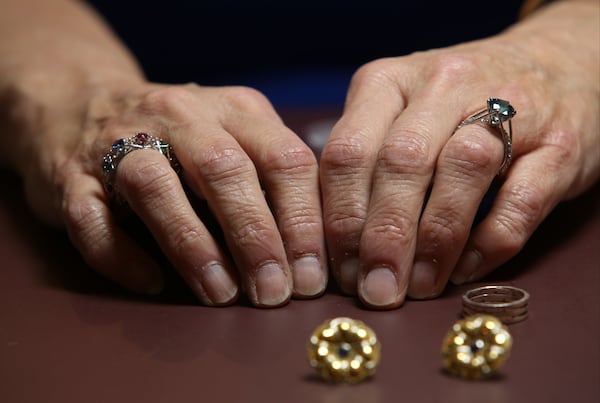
456, 98, 516, 175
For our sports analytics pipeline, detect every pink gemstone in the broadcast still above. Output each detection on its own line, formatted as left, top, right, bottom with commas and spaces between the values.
135, 132, 149, 145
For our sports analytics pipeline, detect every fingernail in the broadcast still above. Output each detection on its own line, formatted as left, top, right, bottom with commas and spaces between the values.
360, 267, 399, 307
292, 256, 325, 297
410, 261, 438, 299
255, 263, 291, 307
451, 250, 481, 285
339, 258, 359, 295
200, 262, 238, 305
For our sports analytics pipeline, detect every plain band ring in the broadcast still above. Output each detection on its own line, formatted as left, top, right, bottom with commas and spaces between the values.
461, 285, 530, 324
101, 132, 181, 198
456, 98, 516, 176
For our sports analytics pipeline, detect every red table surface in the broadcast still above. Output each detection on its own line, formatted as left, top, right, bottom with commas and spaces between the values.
1, 108, 598, 403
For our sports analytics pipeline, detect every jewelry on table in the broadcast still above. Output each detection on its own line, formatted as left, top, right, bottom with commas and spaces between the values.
441, 314, 513, 379
462, 285, 530, 324
308, 317, 381, 383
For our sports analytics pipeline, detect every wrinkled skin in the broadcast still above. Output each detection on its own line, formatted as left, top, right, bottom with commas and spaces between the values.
320, 2, 599, 308
1, 0, 598, 309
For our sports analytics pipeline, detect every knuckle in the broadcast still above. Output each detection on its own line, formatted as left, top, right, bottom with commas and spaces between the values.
324, 204, 367, 243
320, 134, 373, 173
63, 197, 109, 262
263, 143, 317, 175
279, 207, 323, 236
495, 181, 545, 249
167, 219, 205, 254
221, 86, 273, 113
490, 229, 524, 258
348, 58, 399, 94
420, 209, 468, 249
428, 53, 480, 87
506, 181, 545, 225
195, 146, 255, 185
139, 86, 194, 119
63, 196, 99, 236
444, 133, 498, 176
119, 156, 175, 198
230, 213, 274, 248
376, 133, 433, 176
544, 128, 581, 169
363, 208, 414, 249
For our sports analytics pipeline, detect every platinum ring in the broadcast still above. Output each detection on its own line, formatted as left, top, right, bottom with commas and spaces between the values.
456, 98, 516, 175
101, 132, 181, 198
462, 285, 530, 324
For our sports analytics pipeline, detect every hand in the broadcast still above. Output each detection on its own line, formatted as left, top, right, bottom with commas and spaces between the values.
320, 2, 600, 309
22, 82, 327, 307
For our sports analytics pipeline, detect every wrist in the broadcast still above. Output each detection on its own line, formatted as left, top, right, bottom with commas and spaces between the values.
1, 65, 144, 170
500, 1, 599, 85
0, 67, 148, 226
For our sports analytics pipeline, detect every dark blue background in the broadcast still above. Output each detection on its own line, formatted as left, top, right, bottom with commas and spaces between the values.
86, 1, 523, 107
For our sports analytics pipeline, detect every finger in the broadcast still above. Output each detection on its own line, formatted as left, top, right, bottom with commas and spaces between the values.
116, 149, 240, 306
357, 91, 465, 309
450, 143, 579, 284
61, 173, 165, 294
180, 125, 293, 308
223, 105, 327, 298
408, 122, 504, 299
320, 59, 406, 295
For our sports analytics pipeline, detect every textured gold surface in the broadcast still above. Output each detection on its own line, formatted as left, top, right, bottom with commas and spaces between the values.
308, 317, 381, 383
441, 315, 512, 379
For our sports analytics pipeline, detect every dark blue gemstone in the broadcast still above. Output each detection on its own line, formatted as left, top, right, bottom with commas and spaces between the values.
338, 345, 351, 358
111, 139, 125, 151
488, 98, 515, 122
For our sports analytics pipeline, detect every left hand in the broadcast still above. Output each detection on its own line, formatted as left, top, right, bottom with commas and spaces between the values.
319, 1, 600, 309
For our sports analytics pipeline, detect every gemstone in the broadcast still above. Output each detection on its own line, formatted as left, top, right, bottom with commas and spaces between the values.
487, 98, 516, 124
157, 143, 168, 155
102, 155, 114, 173
111, 139, 125, 152
135, 132, 149, 145
338, 344, 351, 358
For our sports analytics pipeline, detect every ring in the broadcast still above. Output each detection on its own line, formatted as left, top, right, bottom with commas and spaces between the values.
101, 132, 181, 197
307, 317, 381, 383
441, 314, 513, 379
456, 98, 516, 175
462, 285, 530, 324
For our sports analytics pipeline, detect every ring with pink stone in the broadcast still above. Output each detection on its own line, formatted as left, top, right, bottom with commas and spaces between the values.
101, 132, 181, 200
